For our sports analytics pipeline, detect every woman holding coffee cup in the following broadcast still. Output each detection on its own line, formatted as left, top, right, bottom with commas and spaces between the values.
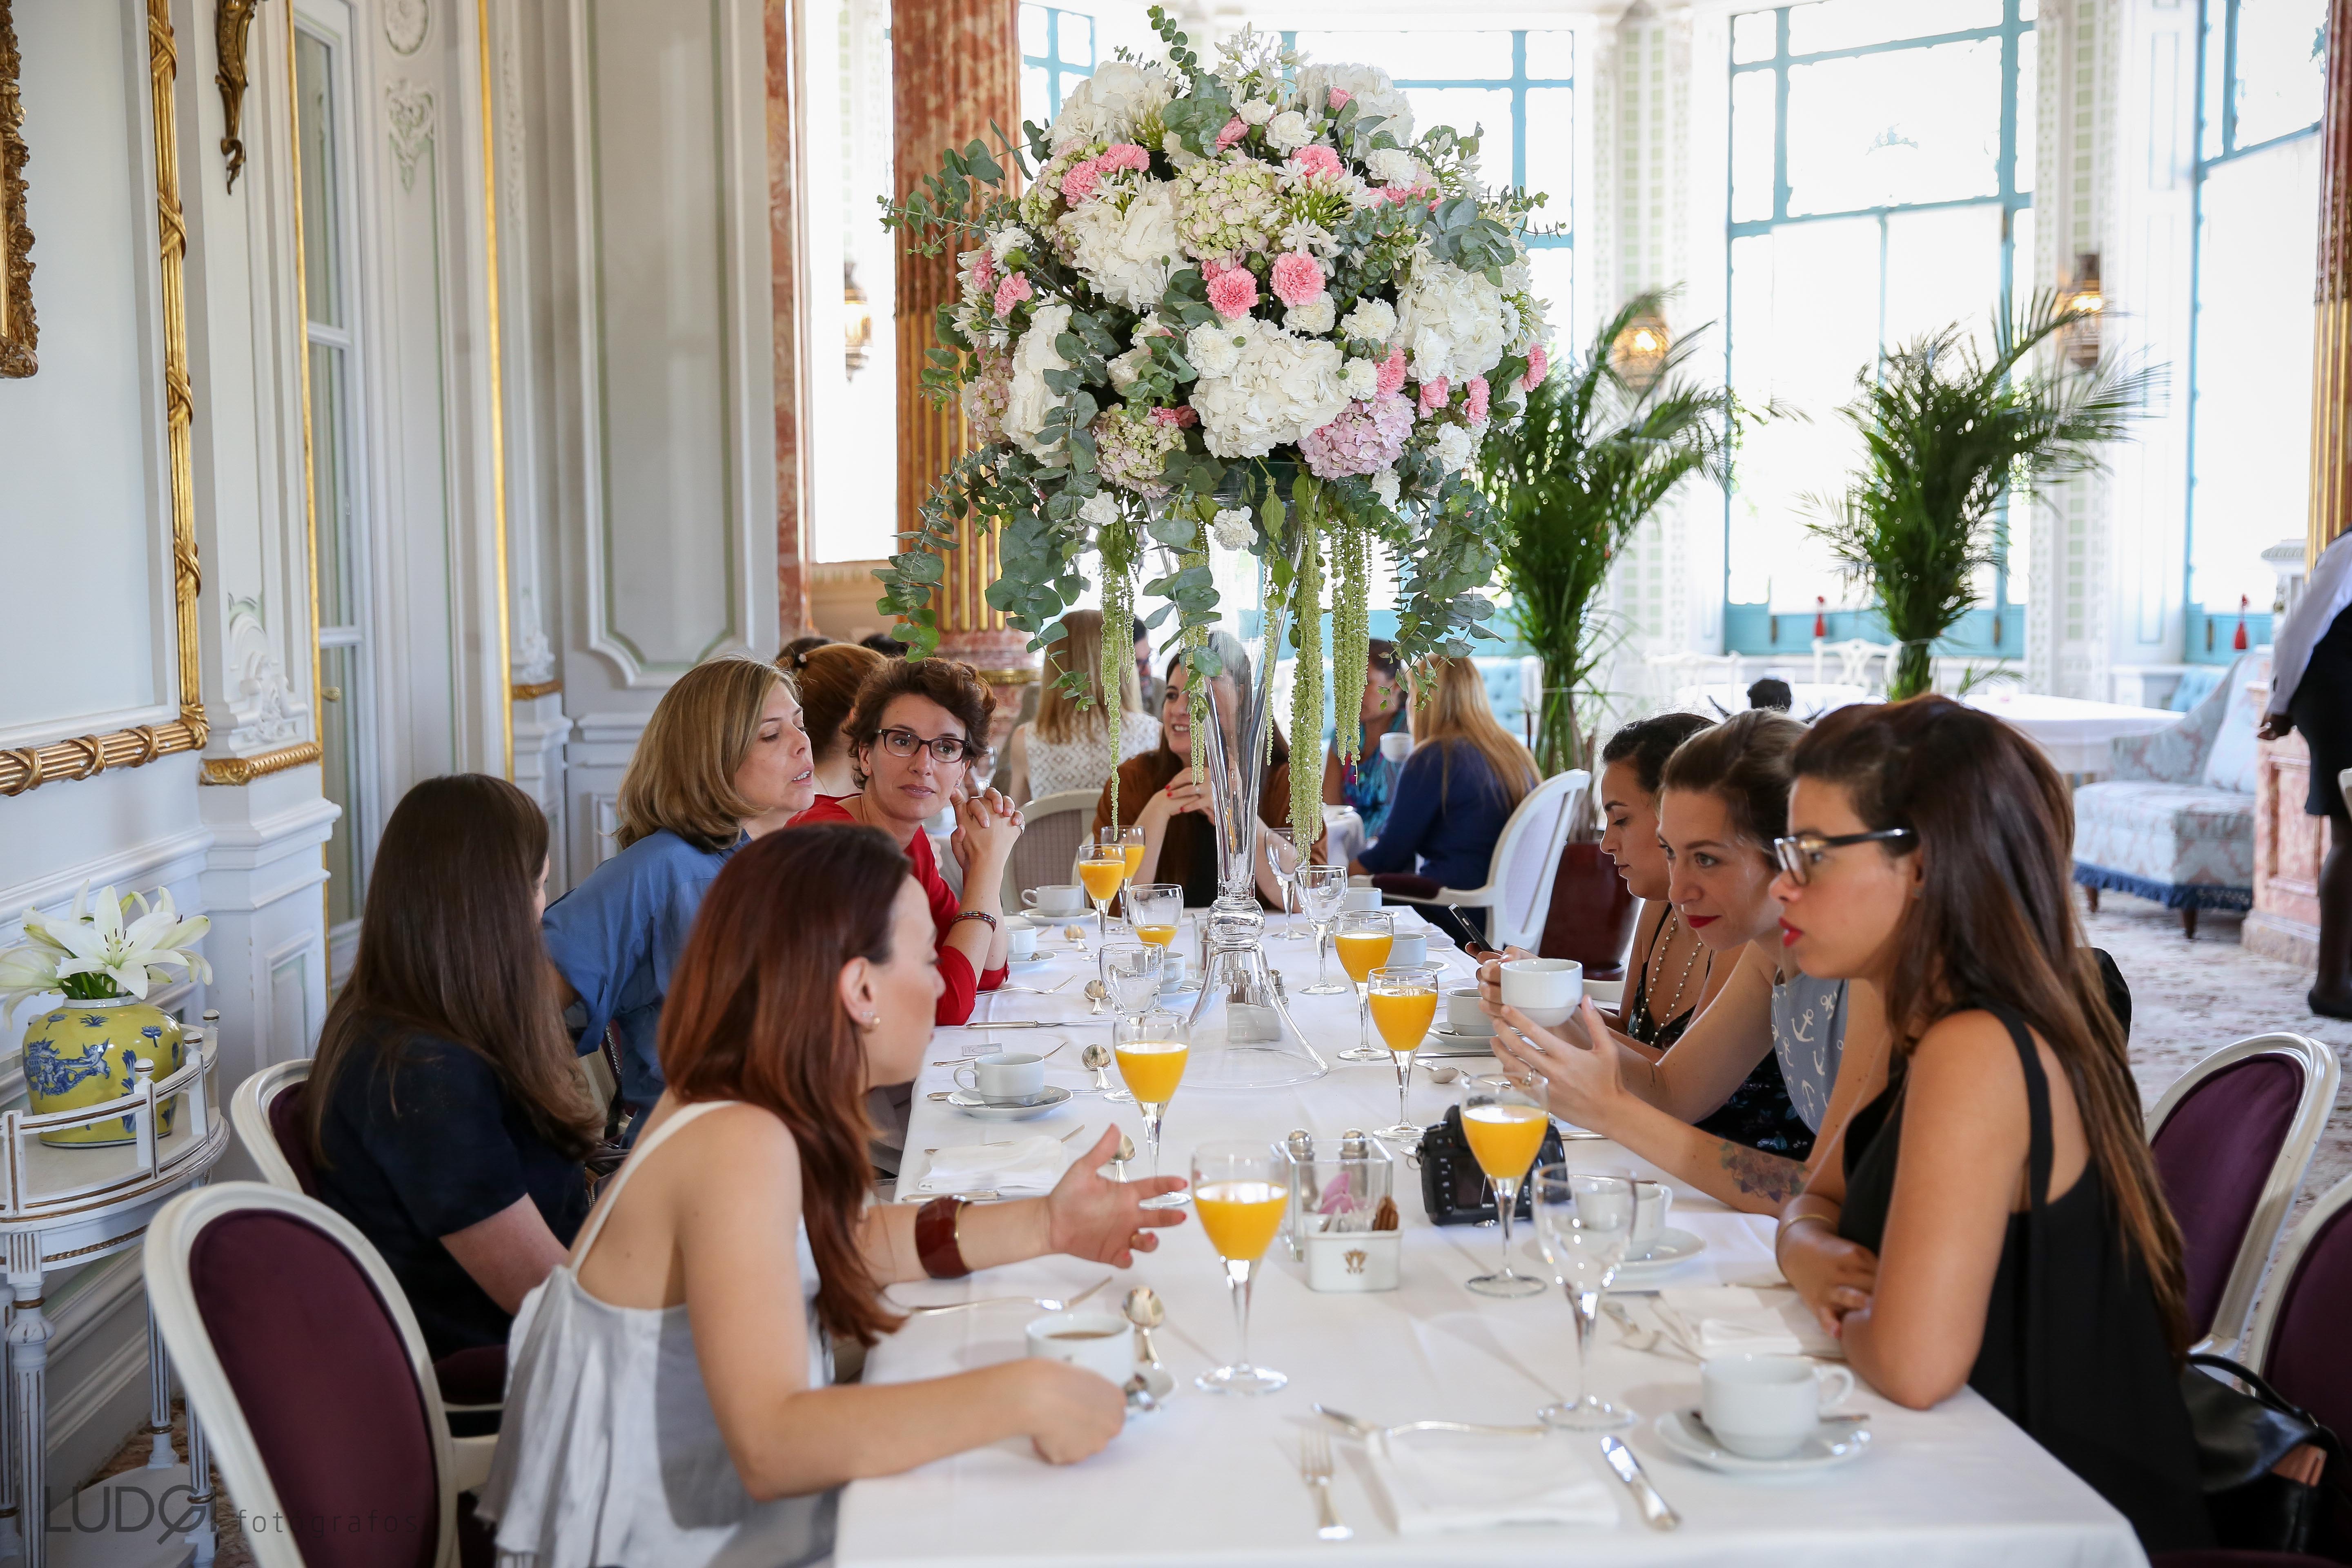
1766, 698, 2207, 1554
480, 825, 1187, 1566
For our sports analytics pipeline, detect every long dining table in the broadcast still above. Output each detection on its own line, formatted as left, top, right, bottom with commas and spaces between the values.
837, 915, 2147, 1568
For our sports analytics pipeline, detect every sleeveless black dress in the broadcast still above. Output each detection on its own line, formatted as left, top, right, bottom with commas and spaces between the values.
1624, 915, 1814, 1159
1838, 1003, 2210, 1553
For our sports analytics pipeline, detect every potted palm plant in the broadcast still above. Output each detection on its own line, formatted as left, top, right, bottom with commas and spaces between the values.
1804, 291, 2159, 699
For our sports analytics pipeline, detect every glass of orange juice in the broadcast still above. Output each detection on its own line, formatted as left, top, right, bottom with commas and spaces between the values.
1192, 1140, 1290, 1394
1369, 965, 1441, 1146
1332, 910, 1395, 1062
1078, 845, 1128, 946
1114, 1010, 1189, 1208
1126, 882, 1182, 953
1459, 1074, 1552, 1297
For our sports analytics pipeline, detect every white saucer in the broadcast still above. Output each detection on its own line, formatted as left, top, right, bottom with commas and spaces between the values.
1006, 953, 1056, 971
944, 1085, 1075, 1121
1655, 1408, 1870, 1474
1609, 1227, 1708, 1286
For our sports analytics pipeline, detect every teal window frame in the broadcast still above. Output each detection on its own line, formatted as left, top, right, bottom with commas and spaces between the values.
1022, 4, 1096, 122
1722, 1, 2037, 662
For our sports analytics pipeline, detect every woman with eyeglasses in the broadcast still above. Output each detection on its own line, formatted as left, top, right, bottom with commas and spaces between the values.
1768, 697, 2206, 1554
791, 657, 1019, 1026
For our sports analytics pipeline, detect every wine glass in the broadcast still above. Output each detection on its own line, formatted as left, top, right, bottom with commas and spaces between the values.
1266, 827, 1306, 940
1295, 864, 1350, 994
1114, 1010, 1189, 1208
1078, 845, 1128, 947
1126, 883, 1183, 954
1530, 1166, 1633, 1429
1368, 965, 1440, 1146
1332, 910, 1395, 1062
1192, 1140, 1290, 1394
1459, 1075, 1550, 1297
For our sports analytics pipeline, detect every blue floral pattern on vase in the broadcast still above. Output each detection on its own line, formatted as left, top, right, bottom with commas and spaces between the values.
17, 999, 184, 1147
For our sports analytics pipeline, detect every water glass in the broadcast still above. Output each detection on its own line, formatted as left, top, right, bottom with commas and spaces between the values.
1296, 864, 1350, 994
1530, 1166, 1633, 1429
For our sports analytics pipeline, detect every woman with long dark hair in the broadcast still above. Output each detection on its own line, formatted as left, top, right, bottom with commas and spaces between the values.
1768, 696, 2206, 1552
309, 775, 602, 1360
480, 825, 1183, 1566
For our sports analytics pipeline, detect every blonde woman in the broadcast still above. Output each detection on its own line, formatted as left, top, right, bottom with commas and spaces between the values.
1351, 657, 1538, 916
544, 656, 816, 1126
1000, 609, 1160, 804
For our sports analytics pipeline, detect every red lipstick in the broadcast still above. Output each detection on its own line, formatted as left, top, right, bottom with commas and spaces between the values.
1779, 918, 1802, 948
1686, 914, 1717, 929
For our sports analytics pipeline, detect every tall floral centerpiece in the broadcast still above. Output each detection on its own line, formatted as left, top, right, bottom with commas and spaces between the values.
881, 16, 1549, 995
0, 885, 209, 1147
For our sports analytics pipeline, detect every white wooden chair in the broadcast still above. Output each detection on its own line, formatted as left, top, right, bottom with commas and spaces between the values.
2144, 1032, 2340, 1355
144, 1182, 499, 1568
2238, 1166, 2352, 1412
229, 1058, 312, 1194
1382, 769, 1589, 951
1004, 786, 1102, 908
1810, 637, 1888, 693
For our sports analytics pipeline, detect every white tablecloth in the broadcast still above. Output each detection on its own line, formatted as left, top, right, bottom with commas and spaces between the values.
1961, 691, 2177, 776
841, 923, 2143, 1568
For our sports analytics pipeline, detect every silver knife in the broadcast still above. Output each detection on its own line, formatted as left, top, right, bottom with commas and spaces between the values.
1600, 1436, 1680, 1530
939, 1019, 1108, 1029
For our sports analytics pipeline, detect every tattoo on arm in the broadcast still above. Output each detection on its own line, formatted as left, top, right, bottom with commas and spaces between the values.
1716, 1143, 1808, 1205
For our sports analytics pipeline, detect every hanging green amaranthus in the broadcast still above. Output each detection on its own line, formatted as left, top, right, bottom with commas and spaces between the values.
1330, 519, 1371, 766
1288, 503, 1326, 855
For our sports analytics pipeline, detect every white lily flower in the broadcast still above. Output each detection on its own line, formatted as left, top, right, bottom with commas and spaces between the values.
4, 882, 210, 1010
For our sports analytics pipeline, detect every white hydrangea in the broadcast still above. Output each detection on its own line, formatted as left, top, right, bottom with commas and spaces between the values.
1340, 358, 1379, 401
1107, 343, 1153, 392
1366, 148, 1428, 189
1341, 297, 1396, 344
1298, 63, 1416, 144
1236, 96, 1274, 126
1057, 183, 1182, 310
1187, 318, 1247, 378
1264, 110, 1314, 153
1001, 302, 1074, 454
1161, 133, 1201, 173
1080, 490, 1121, 529
1393, 257, 1511, 383
988, 225, 1030, 261
1432, 423, 1477, 473
1284, 296, 1336, 335
1371, 468, 1400, 508
1050, 61, 1177, 152
1188, 318, 1353, 459
1211, 508, 1255, 550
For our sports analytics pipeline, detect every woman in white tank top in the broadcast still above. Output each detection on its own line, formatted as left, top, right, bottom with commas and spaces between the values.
478, 824, 1187, 1567
998, 609, 1159, 805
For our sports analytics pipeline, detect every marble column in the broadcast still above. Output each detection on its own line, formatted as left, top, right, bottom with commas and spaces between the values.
891, 0, 1035, 679
767, 0, 813, 641
2310, 0, 2352, 559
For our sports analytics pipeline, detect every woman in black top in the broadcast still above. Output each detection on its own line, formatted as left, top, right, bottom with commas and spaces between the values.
310, 775, 602, 1361
1771, 697, 2207, 1554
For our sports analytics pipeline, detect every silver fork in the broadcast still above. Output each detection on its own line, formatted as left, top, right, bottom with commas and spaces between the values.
1298, 1430, 1352, 1542
997, 974, 1074, 997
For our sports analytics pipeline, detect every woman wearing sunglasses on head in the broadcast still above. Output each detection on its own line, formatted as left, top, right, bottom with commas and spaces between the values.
1768, 697, 2206, 1554
791, 657, 1020, 1026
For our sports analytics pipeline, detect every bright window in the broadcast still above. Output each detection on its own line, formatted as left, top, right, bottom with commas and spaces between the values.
1724, 0, 2037, 659
1022, 4, 1096, 126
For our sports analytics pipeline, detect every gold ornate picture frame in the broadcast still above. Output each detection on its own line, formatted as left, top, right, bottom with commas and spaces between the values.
0, 0, 34, 378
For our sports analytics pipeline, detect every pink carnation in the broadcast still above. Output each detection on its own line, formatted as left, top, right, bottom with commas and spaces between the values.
1521, 344, 1550, 391
1207, 266, 1260, 320
1060, 158, 1104, 203
1465, 376, 1491, 427
1150, 405, 1199, 428
1375, 347, 1408, 399
966, 249, 998, 297
1100, 142, 1150, 173
1216, 116, 1249, 151
1271, 252, 1325, 309
1290, 144, 1343, 181
993, 272, 1033, 317
1301, 393, 1414, 479
1418, 377, 1450, 416
1325, 87, 1352, 109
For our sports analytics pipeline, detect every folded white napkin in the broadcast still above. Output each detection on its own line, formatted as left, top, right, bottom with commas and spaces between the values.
1656, 1285, 1841, 1360
1367, 1429, 1619, 1535
911, 1136, 1069, 1196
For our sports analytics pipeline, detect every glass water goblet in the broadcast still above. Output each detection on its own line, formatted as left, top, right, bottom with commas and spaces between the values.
1114, 1010, 1189, 1208
1100, 942, 1164, 1022
1078, 845, 1128, 947
1125, 883, 1183, 956
1459, 1075, 1551, 1297
1530, 1166, 1633, 1429
1295, 864, 1350, 994
1266, 827, 1307, 940
1333, 911, 1396, 1062
1192, 1140, 1289, 1393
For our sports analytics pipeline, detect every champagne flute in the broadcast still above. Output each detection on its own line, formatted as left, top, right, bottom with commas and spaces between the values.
1126, 882, 1183, 953
1192, 1140, 1289, 1394
1078, 844, 1128, 947
1114, 1010, 1189, 1208
1459, 1075, 1550, 1297
1266, 826, 1306, 940
1530, 1166, 1633, 1429
1332, 910, 1395, 1062
1117, 824, 1148, 882
1368, 965, 1440, 1146
1295, 864, 1350, 993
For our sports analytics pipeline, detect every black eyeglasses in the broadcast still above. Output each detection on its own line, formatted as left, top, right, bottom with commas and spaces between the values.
1771, 828, 1916, 884
875, 726, 971, 764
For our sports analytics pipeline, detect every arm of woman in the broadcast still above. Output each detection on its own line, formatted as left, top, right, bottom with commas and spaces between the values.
1834, 1013, 2034, 1408
1355, 749, 1440, 878
441, 1197, 570, 1314
1321, 746, 1345, 807
541, 852, 650, 1055
1000, 726, 1030, 807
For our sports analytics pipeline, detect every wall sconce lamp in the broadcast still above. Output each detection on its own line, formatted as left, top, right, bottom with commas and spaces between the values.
2063, 253, 2103, 370
844, 261, 873, 376
1610, 310, 1670, 393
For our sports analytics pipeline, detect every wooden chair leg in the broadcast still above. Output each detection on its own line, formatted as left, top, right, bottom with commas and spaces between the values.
2085, 885, 2100, 914
2181, 905, 2198, 940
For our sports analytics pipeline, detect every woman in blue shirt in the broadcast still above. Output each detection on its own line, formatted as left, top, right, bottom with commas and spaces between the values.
1353, 657, 1537, 900
543, 655, 817, 1120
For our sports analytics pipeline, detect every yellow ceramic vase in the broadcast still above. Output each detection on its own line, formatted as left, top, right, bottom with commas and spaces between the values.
20, 997, 183, 1147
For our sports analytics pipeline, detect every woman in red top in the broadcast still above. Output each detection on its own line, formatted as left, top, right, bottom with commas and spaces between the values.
791, 657, 1019, 1025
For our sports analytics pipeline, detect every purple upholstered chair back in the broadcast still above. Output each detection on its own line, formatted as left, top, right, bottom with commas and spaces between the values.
189, 1210, 440, 1568
2150, 1054, 2304, 1340
264, 1078, 320, 1197
2258, 1191, 2352, 1559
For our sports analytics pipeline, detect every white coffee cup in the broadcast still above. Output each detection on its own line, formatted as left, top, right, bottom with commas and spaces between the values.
1629, 1179, 1673, 1259
1379, 730, 1415, 763
1003, 916, 1039, 959
954, 1051, 1045, 1102
1390, 930, 1429, 968
1026, 1310, 1136, 1385
1499, 958, 1584, 1027
1343, 886, 1383, 913
1700, 1354, 1856, 1458
1024, 884, 1087, 917
1444, 986, 1494, 1037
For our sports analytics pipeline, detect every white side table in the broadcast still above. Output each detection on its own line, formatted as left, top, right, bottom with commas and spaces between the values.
0, 1021, 229, 1568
